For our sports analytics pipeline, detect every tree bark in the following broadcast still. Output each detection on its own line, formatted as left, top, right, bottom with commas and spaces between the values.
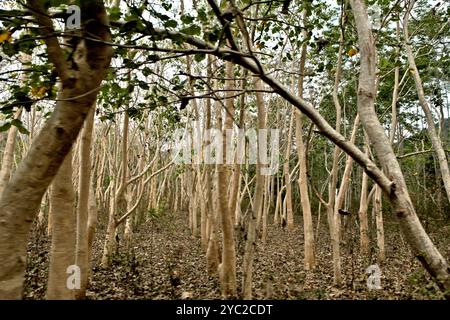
0, 0, 112, 299
242, 78, 266, 299
102, 111, 129, 268
373, 185, 385, 263
75, 106, 95, 299
0, 109, 22, 196
217, 62, 237, 298
350, 0, 450, 292
403, 0, 450, 205
358, 138, 370, 256
296, 16, 315, 270
46, 150, 76, 300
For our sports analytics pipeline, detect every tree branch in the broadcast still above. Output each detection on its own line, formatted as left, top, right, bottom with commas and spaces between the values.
25, 0, 71, 85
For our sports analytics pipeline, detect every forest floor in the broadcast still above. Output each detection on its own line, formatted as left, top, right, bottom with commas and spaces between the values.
24, 210, 450, 300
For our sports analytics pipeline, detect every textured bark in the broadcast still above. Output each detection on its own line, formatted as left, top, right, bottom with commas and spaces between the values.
373, 185, 385, 263
243, 78, 266, 299
217, 62, 237, 298
205, 57, 220, 274
389, 21, 400, 145
350, 0, 450, 293
0, 0, 112, 299
102, 111, 129, 268
327, 9, 345, 285
0, 109, 22, 196
75, 106, 95, 299
87, 177, 98, 271
296, 18, 315, 269
46, 150, 76, 300
358, 140, 370, 256
403, 0, 450, 205
283, 113, 295, 231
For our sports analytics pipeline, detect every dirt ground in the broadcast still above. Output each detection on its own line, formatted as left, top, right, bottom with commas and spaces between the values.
23, 211, 450, 300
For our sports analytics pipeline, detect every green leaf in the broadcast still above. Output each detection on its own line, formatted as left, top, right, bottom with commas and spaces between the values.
194, 53, 206, 62
120, 20, 138, 33
197, 9, 207, 23
181, 25, 201, 36
0, 122, 11, 132
147, 54, 160, 62
2, 42, 17, 57
10, 119, 29, 135
164, 19, 178, 28
158, 95, 168, 104
142, 67, 152, 76
138, 81, 149, 90
181, 15, 195, 24
109, 6, 121, 21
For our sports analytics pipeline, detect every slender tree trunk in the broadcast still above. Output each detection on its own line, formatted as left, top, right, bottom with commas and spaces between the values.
87, 176, 97, 271
0, 109, 22, 196
328, 6, 345, 286
228, 76, 246, 224
205, 58, 220, 274
242, 78, 266, 299
217, 62, 237, 298
403, 0, 450, 205
373, 185, 385, 262
283, 113, 295, 231
101, 111, 129, 268
296, 15, 315, 270
358, 139, 370, 256
46, 150, 76, 299
75, 106, 95, 299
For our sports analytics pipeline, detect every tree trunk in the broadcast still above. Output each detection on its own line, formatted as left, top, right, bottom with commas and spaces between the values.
403, 0, 450, 205
46, 150, 76, 300
0, 109, 22, 196
283, 113, 295, 231
373, 185, 385, 263
0, 1, 112, 299
327, 11, 345, 286
205, 57, 220, 274
101, 111, 129, 268
350, 0, 450, 293
242, 78, 266, 299
217, 62, 237, 298
358, 140, 370, 256
87, 176, 98, 272
296, 15, 315, 270
75, 106, 95, 299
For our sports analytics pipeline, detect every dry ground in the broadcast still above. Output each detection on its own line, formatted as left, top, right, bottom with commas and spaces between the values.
23, 210, 450, 299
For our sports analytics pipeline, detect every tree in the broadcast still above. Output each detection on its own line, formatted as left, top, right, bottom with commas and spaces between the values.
0, 0, 113, 299
46, 150, 76, 299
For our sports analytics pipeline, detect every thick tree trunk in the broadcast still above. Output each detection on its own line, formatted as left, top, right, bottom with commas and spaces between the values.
0, 1, 112, 299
